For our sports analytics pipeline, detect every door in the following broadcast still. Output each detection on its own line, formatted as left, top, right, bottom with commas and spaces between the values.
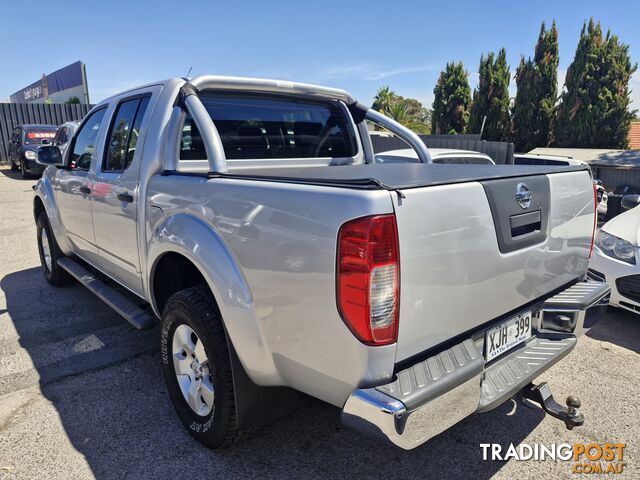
91, 92, 154, 294
55, 107, 108, 260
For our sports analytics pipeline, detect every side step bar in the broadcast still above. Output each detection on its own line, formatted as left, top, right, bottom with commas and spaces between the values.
57, 257, 155, 330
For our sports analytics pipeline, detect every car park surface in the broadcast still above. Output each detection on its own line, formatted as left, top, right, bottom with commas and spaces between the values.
0, 167, 638, 479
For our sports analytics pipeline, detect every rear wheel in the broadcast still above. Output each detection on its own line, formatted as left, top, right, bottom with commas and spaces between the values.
36, 212, 72, 286
160, 285, 244, 448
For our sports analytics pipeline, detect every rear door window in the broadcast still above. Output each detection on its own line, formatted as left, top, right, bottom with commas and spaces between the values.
193, 93, 357, 161
103, 96, 150, 172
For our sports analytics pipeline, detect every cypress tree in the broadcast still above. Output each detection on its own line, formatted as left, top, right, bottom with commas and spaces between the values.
555, 19, 637, 148
469, 48, 511, 141
512, 21, 559, 152
431, 62, 471, 134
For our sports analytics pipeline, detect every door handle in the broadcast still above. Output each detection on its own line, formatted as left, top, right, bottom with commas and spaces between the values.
79, 186, 91, 195
117, 193, 134, 203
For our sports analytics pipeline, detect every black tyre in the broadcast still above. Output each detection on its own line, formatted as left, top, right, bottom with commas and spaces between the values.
21, 160, 29, 179
160, 285, 244, 448
36, 211, 73, 286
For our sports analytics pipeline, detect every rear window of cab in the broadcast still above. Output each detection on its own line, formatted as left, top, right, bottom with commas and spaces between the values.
181, 93, 357, 161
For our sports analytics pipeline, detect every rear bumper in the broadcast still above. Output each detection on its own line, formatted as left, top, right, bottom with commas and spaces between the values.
341, 280, 610, 450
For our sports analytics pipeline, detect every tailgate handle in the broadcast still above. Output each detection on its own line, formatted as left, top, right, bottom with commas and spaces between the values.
510, 210, 541, 238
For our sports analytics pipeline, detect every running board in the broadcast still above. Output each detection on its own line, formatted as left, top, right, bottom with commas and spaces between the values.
57, 257, 155, 330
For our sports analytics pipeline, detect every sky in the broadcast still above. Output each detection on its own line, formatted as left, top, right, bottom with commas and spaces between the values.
1, 0, 639, 108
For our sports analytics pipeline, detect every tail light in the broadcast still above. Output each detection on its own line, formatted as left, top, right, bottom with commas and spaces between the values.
589, 182, 597, 259
337, 214, 399, 345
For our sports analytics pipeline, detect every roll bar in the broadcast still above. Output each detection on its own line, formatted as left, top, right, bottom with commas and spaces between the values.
173, 78, 431, 173
364, 109, 432, 164
189, 75, 355, 104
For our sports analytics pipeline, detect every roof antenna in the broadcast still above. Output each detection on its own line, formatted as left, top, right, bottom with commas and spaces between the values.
185, 66, 192, 79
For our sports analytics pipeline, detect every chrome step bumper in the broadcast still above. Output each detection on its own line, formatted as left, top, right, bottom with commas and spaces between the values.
341, 280, 609, 450
479, 334, 575, 412
341, 339, 483, 450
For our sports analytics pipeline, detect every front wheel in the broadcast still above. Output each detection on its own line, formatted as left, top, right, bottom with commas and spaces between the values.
160, 286, 245, 448
21, 160, 29, 179
36, 212, 72, 286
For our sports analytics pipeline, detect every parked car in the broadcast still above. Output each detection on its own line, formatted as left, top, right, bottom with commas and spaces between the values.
515, 155, 608, 218
590, 195, 640, 313
9, 124, 58, 178
513, 153, 585, 167
376, 147, 495, 164
595, 180, 608, 219
53, 121, 79, 158
604, 184, 640, 220
34, 75, 608, 450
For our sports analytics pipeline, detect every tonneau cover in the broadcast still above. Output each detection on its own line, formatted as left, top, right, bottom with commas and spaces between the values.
218, 163, 590, 190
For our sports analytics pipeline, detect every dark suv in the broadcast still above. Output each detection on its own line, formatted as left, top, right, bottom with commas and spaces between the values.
9, 124, 59, 178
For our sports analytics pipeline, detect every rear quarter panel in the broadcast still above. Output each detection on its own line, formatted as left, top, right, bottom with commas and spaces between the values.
146, 175, 397, 406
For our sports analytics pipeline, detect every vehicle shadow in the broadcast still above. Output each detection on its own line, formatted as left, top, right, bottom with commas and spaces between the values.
587, 307, 640, 353
1, 267, 544, 480
0, 166, 37, 181
0, 267, 156, 395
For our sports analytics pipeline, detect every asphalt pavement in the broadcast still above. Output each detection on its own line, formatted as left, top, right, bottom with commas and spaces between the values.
0, 167, 638, 479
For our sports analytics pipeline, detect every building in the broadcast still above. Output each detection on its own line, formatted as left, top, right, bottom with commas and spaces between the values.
629, 121, 640, 150
528, 147, 640, 190
9, 61, 90, 104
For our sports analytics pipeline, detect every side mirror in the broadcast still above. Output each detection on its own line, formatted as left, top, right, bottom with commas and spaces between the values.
621, 194, 640, 211
36, 145, 63, 166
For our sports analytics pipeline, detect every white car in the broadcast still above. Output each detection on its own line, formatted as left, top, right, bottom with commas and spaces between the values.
590, 201, 640, 313
375, 148, 495, 164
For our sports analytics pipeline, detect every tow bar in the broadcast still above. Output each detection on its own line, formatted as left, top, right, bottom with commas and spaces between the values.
522, 382, 584, 430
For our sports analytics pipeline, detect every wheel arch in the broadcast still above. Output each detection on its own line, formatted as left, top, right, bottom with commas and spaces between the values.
33, 179, 72, 254
147, 212, 281, 386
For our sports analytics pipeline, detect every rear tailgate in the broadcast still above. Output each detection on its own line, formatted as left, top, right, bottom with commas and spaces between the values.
393, 169, 594, 361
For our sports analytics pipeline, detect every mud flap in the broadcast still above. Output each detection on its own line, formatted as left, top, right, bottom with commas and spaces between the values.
227, 340, 300, 430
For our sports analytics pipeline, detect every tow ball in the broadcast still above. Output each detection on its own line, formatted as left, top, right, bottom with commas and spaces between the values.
521, 382, 584, 430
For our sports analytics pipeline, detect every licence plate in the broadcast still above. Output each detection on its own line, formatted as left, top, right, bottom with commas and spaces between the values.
485, 311, 532, 362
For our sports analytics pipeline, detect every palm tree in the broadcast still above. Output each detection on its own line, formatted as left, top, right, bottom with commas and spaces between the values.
372, 86, 395, 115
386, 100, 410, 123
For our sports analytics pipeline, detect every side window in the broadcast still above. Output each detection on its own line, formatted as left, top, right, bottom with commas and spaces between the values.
54, 127, 67, 146
103, 96, 150, 172
70, 109, 107, 170
126, 97, 150, 167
